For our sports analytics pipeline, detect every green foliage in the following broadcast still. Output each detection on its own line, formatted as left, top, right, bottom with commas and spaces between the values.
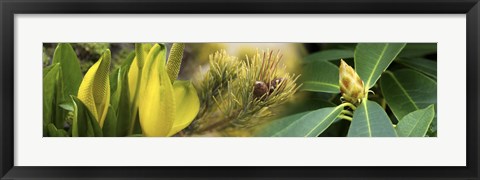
53, 43, 83, 99
354, 43, 406, 89
43, 63, 60, 135
267, 43, 437, 137
71, 96, 103, 137
396, 58, 437, 79
347, 100, 397, 137
380, 69, 437, 120
300, 61, 340, 93
256, 105, 344, 137
396, 105, 435, 137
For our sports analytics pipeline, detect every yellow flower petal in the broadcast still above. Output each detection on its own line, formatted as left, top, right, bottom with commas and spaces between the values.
77, 50, 111, 127
138, 44, 176, 136
167, 80, 200, 136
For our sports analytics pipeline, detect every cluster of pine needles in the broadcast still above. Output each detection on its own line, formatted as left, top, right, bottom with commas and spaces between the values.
186, 49, 300, 135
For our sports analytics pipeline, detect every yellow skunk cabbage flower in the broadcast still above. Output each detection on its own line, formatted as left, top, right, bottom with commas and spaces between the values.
134, 43, 200, 136
128, 44, 152, 104
339, 59, 366, 105
77, 50, 111, 128
169, 80, 200, 136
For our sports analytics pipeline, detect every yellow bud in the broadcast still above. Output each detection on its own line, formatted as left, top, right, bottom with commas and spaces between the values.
339, 59, 365, 104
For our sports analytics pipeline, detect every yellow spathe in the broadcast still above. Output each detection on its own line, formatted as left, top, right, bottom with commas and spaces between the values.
133, 43, 200, 137
77, 50, 111, 128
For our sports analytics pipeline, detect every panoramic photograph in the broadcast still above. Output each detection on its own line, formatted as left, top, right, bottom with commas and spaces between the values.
42, 43, 437, 137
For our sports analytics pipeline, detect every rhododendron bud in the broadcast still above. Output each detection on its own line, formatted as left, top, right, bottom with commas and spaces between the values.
339, 59, 365, 104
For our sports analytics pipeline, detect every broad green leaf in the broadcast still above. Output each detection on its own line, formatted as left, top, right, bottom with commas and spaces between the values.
380, 69, 437, 120
52, 43, 83, 98
102, 106, 118, 137
255, 111, 309, 136
396, 58, 437, 79
43, 63, 60, 135
303, 49, 354, 63
168, 80, 200, 136
354, 43, 406, 89
396, 105, 435, 137
138, 44, 175, 137
300, 61, 340, 93
77, 50, 111, 128
256, 105, 344, 137
71, 96, 103, 137
348, 100, 397, 137
398, 43, 436, 58
276, 92, 336, 117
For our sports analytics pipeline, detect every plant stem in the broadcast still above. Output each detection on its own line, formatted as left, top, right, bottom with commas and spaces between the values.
128, 44, 144, 135
128, 72, 142, 135
338, 115, 353, 121
381, 99, 387, 110
341, 110, 353, 116
341, 102, 357, 111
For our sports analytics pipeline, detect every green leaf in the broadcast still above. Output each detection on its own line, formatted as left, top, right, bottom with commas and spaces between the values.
354, 43, 406, 89
256, 105, 344, 137
43, 63, 60, 135
396, 58, 437, 79
52, 43, 83, 98
47, 123, 59, 137
348, 100, 397, 137
398, 43, 436, 58
109, 52, 135, 137
58, 102, 74, 112
43, 64, 56, 78
300, 61, 340, 93
47, 123, 69, 137
71, 96, 103, 137
88, 111, 104, 137
303, 49, 354, 63
380, 69, 437, 120
115, 67, 132, 136
57, 129, 69, 137
102, 106, 118, 137
109, 68, 120, 98
396, 105, 435, 137
54, 66, 67, 129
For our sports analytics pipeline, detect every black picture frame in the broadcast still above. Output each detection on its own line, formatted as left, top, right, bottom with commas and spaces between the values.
1, 0, 479, 179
